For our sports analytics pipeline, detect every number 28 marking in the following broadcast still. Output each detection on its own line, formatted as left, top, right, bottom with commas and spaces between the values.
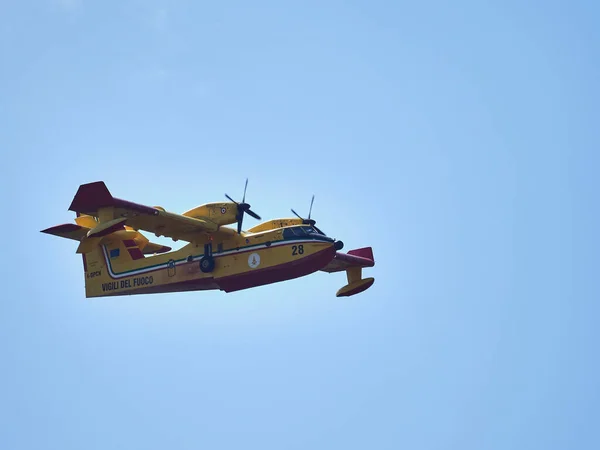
292, 245, 304, 255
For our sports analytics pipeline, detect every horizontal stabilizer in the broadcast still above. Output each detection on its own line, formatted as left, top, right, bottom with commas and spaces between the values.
42, 221, 172, 255
41, 224, 88, 241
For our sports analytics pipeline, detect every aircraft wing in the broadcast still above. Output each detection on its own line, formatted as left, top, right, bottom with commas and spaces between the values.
320, 247, 375, 273
68, 181, 220, 242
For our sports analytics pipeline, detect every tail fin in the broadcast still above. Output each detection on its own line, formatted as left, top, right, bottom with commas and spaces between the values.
77, 237, 145, 298
81, 236, 153, 297
42, 219, 173, 297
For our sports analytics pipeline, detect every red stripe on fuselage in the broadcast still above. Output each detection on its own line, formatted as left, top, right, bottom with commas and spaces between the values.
102, 241, 335, 286
216, 244, 335, 293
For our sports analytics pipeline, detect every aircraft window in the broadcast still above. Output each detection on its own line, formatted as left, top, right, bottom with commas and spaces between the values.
283, 227, 306, 239
283, 228, 297, 239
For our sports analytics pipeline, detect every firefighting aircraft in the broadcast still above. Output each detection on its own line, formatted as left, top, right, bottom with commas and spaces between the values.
41, 180, 375, 298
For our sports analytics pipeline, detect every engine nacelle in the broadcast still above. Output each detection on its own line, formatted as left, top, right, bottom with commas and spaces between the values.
182, 202, 239, 227
246, 218, 304, 233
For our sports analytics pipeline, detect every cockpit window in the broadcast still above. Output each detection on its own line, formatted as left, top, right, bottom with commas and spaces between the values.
283, 226, 304, 239
283, 227, 296, 239
283, 226, 322, 239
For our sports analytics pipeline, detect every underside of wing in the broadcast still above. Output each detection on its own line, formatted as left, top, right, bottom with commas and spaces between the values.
125, 210, 218, 240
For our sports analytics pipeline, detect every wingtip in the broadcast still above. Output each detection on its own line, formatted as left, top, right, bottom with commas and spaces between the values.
68, 181, 113, 214
347, 247, 374, 263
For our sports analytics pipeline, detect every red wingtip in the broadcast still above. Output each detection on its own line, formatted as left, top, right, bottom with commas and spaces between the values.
68, 181, 158, 216
347, 247, 374, 262
69, 181, 113, 214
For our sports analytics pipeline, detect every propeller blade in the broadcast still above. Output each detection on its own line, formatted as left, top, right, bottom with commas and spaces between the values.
291, 196, 326, 235
226, 179, 261, 233
246, 209, 261, 220
242, 178, 248, 203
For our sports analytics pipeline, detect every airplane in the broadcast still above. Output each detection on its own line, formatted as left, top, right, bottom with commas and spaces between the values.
41, 180, 375, 298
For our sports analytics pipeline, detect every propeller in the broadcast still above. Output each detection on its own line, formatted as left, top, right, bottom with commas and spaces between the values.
291, 194, 325, 235
225, 178, 262, 233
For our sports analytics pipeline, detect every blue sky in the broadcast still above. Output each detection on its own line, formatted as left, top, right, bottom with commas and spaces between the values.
1, 1, 598, 449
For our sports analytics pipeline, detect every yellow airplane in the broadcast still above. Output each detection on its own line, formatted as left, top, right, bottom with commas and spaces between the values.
41, 180, 375, 298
